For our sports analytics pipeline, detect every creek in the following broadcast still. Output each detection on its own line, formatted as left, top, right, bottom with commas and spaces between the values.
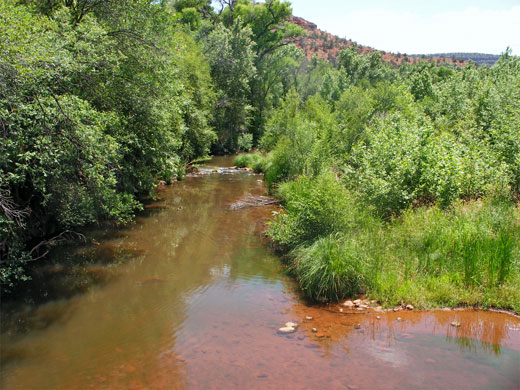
1, 156, 519, 390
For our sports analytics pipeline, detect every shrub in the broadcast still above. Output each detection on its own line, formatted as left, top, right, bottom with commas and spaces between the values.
346, 113, 511, 216
237, 133, 253, 151
345, 114, 427, 217
268, 172, 364, 248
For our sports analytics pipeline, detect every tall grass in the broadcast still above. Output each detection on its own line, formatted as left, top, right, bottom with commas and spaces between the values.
291, 234, 368, 301
391, 199, 519, 290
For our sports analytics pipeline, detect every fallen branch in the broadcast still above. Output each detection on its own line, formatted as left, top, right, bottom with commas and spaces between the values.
25, 230, 86, 263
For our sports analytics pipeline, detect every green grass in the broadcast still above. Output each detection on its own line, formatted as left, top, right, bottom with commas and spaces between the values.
372, 198, 520, 312
270, 183, 520, 313
291, 234, 368, 301
233, 152, 269, 173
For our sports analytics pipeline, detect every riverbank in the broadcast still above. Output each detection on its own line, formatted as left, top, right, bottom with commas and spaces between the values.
234, 155, 520, 315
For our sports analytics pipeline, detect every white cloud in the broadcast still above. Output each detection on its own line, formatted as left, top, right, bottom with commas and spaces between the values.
325, 6, 520, 54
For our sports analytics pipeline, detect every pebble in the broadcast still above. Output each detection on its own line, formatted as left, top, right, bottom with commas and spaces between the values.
342, 300, 355, 308
376, 316, 381, 320
339, 308, 343, 312
305, 316, 313, 320
358, 304, 369, 309
285, 322, 298, 328
278, 326, 296, 333
406, 304, 414, 310
451, 321, 461, 328
312, 328, 317, 333
353, 299, 362, 306
397, 317, 402, 321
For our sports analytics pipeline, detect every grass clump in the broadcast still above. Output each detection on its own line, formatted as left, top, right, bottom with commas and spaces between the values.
233, 152, 269, 173
291, 234, 368, 301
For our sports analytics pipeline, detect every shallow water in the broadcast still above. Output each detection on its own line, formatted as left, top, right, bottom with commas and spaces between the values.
1, 156, 519, 390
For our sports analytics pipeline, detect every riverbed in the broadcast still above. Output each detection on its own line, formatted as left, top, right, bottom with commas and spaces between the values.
1, 156, 519, 390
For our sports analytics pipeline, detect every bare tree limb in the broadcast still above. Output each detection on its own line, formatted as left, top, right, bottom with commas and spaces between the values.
0, 188, 30, 230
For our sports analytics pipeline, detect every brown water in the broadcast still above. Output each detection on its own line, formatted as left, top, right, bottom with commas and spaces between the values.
1, 156, 519, 390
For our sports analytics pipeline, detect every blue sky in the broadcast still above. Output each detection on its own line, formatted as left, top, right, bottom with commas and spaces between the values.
287, 0, 520, 54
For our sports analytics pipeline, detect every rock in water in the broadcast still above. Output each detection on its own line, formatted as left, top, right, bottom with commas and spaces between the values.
451, 321, 461, 328
406, 304, 414, 310
285, 322, 298, 328
342, 300, 354, 308
278, 326, 296, 334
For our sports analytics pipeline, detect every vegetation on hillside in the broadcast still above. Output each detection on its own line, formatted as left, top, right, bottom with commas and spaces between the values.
2, 0, 519, 313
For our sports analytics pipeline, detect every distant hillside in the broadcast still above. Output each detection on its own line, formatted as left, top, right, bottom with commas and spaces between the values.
291, 16, 465, 67
410, 53, 500, 66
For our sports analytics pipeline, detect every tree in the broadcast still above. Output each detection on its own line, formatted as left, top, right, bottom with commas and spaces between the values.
203, 19, 256, 152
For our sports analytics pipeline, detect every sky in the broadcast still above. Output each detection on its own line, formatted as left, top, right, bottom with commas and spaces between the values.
287, 0, 520, 55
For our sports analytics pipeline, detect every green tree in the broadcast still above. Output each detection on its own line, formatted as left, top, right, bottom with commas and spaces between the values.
203, 19, 256, 153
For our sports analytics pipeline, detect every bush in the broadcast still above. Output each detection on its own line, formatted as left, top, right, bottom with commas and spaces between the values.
268, 172, 366, 248
264, 122, 319, 188
237, 133, 253, 151
346, 113, 511, 216
345, 114, 426, 216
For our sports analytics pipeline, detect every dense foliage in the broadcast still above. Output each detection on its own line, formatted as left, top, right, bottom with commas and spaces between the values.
0, 0, 219, 285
